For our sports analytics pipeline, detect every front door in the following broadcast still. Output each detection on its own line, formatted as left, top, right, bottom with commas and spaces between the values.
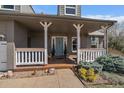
55, 37, 64, 56
52, 36, 67, 57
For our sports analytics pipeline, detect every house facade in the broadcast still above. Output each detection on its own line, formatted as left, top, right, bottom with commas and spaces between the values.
0, 5, 116, 71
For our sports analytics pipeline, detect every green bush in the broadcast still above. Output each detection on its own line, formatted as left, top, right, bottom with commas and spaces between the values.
95, 55, 116, 72
79, 55, 124, 73
79, 68, 97, 82
101, 72, 124, 85
95, 55, 124, 73
79, 61, 103, 73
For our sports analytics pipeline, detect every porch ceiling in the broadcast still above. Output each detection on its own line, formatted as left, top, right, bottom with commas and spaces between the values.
0, 12, 117, 33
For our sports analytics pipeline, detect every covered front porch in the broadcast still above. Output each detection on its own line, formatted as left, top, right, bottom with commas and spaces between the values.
0, 13, 115, 69
10, 14, 116, 68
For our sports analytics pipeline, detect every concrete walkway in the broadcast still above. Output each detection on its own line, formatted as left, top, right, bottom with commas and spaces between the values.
0, 69, 84, 88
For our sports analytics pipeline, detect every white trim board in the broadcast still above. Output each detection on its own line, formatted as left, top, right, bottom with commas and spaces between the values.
51, 36, 67, 56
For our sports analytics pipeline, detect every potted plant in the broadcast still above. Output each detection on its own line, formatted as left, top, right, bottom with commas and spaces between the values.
51, 40, 55, 57
64, 42, 67, 59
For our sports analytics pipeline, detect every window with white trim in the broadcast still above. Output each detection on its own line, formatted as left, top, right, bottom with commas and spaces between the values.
0, 5, 15, 10
91, 36, 99, 48
65, 5, 76, 15
72, 37, 77, 52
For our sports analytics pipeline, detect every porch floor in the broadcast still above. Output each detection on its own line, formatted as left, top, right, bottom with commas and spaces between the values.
14, 58, 76, 72
48, 57, 76, 64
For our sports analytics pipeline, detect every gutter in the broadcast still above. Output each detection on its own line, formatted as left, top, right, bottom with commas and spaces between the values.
0, 12, 117, 24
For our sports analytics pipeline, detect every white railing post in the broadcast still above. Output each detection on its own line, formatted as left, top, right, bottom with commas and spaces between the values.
44, 49, 47, 64
40, 22, 52, 64
73, 24, 84, 64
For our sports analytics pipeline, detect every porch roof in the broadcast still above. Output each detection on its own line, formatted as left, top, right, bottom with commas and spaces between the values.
0, 12, 117, 33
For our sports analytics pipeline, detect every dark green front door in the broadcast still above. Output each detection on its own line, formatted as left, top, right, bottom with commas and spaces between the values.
55, 37, 64, 56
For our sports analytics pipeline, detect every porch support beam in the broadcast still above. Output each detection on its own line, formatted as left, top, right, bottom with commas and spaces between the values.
73, 24, 84, 64
101, 26, 109, 54
40, 22, 52, 64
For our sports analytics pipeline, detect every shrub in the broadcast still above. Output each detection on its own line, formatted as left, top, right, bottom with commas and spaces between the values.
79, 68, 97, 82
87, 75, 97, 82
95, 55, 124, 73
114, 60, 124, 73
95, 55, 116, 72
87, 68, 97, 82
79, 68, 87, 75
87, 68, 95, 76
79, 68, 87, 81
101, 72, 124, 85
79, 61, 103, 73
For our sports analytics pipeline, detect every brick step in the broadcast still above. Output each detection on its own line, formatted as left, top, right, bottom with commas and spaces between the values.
14, 64, 76, 72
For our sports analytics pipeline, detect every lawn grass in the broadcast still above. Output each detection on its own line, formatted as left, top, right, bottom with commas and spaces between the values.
109, 48, 124, 57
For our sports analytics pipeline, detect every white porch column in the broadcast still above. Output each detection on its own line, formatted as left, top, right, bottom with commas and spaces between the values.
73, 24, 84, 64
40, 22, 52, 64
101, 26, 108, 54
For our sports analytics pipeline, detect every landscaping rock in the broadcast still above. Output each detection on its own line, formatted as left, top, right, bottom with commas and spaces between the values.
3, 72, 8, 77
0, 74, 4, 78
7, 70, 14, 77
48, 68, 55, 75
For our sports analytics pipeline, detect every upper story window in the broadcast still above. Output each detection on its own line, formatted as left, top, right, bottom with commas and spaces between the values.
65, 5, 76, 15
0, 5, 15, 10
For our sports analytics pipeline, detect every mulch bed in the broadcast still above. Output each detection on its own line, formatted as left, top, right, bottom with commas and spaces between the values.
73, 70, 110, 87
0, 70, 56, 80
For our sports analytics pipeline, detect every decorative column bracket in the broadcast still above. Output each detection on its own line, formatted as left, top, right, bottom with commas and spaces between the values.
40, 22, 52, 64
73, 24, 84, 64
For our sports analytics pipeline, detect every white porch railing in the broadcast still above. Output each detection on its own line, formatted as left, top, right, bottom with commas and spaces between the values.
16, 48, 46, 65
79, 48, 106, 62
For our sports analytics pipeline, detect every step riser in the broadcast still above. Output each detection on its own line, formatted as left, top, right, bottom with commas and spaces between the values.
14, 65, 75, 72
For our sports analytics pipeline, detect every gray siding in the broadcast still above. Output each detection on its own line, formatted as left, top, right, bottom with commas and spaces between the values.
0, 21, 14, 42
30, 31, 44, 48
0, 5, 34, 14
15, 5, 20, 11
77, 5, 81, 16
58, 5, 65, 16
14, 22, 28, 48
20, 5, 34, 14
58, 5, 81, 17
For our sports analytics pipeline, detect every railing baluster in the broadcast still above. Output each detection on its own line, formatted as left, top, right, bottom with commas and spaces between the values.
32, 52, 34, 63
38, 51, 41, 62
29, 51, 31, 63
42, 51, 44, 63
79, 48, 106, 62
25, 51, 27, 63
80, 52, 82, 61
35, 52, 37, 63
16, 51, 17, 63
18, 51, 20, 63
22, 51, 24, 63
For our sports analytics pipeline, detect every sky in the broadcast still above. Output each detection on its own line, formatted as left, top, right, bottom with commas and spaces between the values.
32, 5, 124, 22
